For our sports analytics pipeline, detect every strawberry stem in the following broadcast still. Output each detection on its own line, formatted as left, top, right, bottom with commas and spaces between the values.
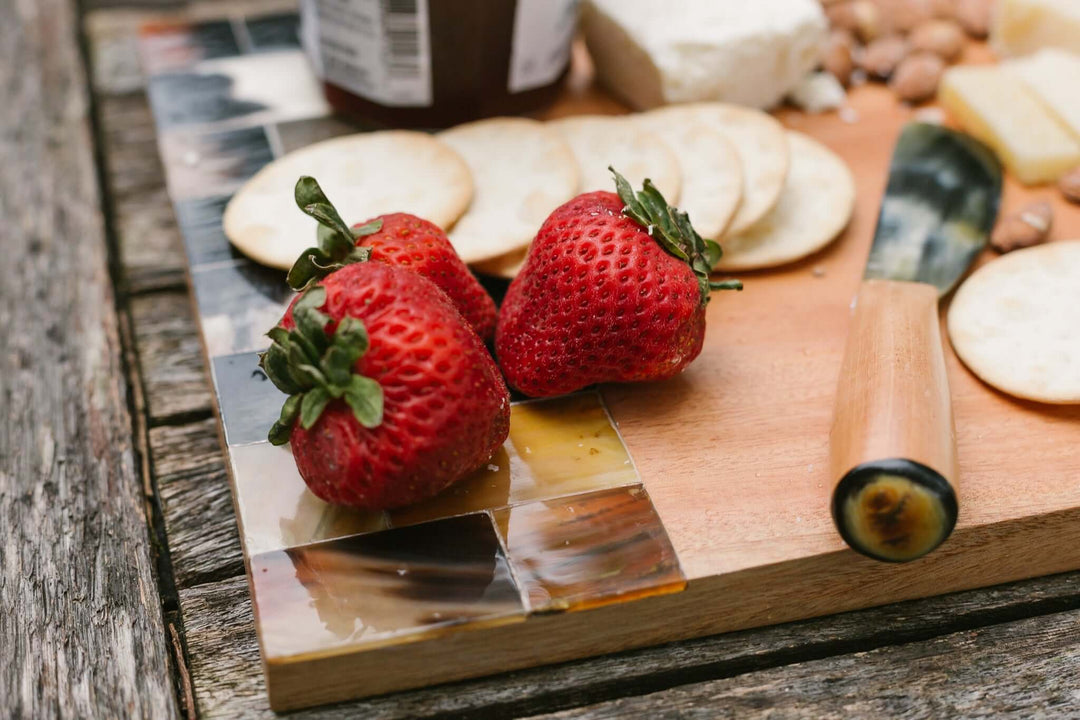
286, 176, 382, 291
259, 285, 384, 445
610, 167, 742, 305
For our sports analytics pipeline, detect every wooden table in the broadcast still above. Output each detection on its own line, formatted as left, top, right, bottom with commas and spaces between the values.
4, 0, 1080, 717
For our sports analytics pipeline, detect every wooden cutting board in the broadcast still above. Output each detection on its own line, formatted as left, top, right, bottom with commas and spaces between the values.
270, 52, 1080, 708
139, 18, 1080, 710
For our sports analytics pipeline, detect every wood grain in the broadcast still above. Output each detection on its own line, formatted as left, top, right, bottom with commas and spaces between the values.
131, 292, 214, 423
178, 570, 1080, 719
830, 279, 957, 486
526, 606, 1080, 719
0, 0, 177, 716
150, 419, 244, 588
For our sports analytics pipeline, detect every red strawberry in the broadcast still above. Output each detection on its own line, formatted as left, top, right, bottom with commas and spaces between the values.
495, 170, 742, 397
287, 176, 496, 341
261, 261, 510, 510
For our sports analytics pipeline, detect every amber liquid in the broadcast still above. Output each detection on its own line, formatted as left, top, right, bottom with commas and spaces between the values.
322, 0, 571, 129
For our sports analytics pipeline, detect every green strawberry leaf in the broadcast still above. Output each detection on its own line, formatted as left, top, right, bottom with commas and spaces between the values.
300, 387, 331, 429
262, 283, 383, 439
259, 342, 301, 395
344, 374, 383, 429
287, 176, 383, 290
268, 393, 302, 445
610, 167, 742, 305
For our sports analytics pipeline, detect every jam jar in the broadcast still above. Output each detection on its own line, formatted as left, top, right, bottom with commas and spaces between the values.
299, 0, 580, 128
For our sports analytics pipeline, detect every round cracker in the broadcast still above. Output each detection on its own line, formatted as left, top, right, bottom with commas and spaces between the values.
633, 115, 744, 240
548, 115, 682, 201
223, 131, 472, 271
947, 241, 1080, 404
438, 117, 579, 264
643, 103, 789, 235
473, 245, 528, 280
716, 131, 854, 271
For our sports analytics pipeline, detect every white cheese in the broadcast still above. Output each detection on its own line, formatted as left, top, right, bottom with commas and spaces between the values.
581, 0, 828, 111
787, 72, 847, 114
1005, 49, 1080, 142
991, 0, 1080, 57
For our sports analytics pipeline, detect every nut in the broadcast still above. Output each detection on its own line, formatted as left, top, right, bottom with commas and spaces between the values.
1059, 167, 1080, 205
886, 0, 937, 32
990, 201, 1054, 253
909, 19, 966, 62
823, 30, 856, 85
828, 1, 884, 42
852, 0, 885, 42
861, 35, 909, 79
953, 0, 992, 38
826, 2, 859, 32
890, 52, 945, 103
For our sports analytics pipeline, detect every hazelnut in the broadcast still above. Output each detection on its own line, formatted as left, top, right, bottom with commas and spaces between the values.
886, 0, 937, 32
909, 19, 966, 62
861, 35, 909, 79
852, 0, 885, 42
953, 0, 992, 38
1060, 167, 1080, 205
826, 2, 860, 33
890, 52, 945, 103
828, 1, 884, 42
823, 30, 856, 85
990, 201, 1053, 253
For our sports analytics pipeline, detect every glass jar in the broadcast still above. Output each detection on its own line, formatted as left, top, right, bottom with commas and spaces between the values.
300, 0, 579, 128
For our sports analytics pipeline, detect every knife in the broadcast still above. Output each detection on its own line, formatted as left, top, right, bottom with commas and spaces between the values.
829, 122, 1001, 563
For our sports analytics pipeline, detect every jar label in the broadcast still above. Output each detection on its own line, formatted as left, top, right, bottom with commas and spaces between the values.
302, 0, 433, 107
508, 0, 579, 94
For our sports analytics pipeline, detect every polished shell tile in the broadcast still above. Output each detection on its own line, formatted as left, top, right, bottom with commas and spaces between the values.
147, 50, 329, 132
251, 514, 525, 660
191, 260, 291, 357
160, 125, 272, 202
229, 442, 388, 555
389, 392, 640, 527
174, 195, 241, 268
138, 20, 240, 75
494, 486, 686, 613
211, 352, 285, 447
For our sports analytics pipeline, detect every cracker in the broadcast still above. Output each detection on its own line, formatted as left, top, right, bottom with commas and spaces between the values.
716, 131, 854, 271
633, 115, 744, 240
473, 246, 528, 280
548, 115, 681, 201
223, 131, 472, 271
438, 117, 580, 264
947, 241, 1080, 404
643, 103, 789, 235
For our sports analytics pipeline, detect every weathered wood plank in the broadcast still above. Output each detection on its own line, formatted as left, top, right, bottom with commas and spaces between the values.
150, 419, 244, 588
177, 570, 1080, 719
97, 92, 188, 293
0, 0, 178, 716
131, 291, 214, 422
527, 605, 1080, 719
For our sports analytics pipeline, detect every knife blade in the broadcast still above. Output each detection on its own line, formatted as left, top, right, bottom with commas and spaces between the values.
829, 122, 1002, 563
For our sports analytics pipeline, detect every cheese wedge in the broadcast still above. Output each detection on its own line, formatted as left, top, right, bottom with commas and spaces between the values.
991, 0, 1080, 58
1005, 49, 1080, 141
939, 65, 1080, 185
580, 0, 827, 110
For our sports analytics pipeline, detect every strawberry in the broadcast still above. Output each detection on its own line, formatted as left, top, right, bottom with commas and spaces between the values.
495, 169, 742, 398
260, 261, 510, 510
287, 176, 496, 341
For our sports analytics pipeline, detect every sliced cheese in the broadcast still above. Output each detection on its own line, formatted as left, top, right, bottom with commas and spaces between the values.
939, 65, 1080, 185
991, 0, 1080, 58
580, 0, 828, 110
1005, 49, 1080, 141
